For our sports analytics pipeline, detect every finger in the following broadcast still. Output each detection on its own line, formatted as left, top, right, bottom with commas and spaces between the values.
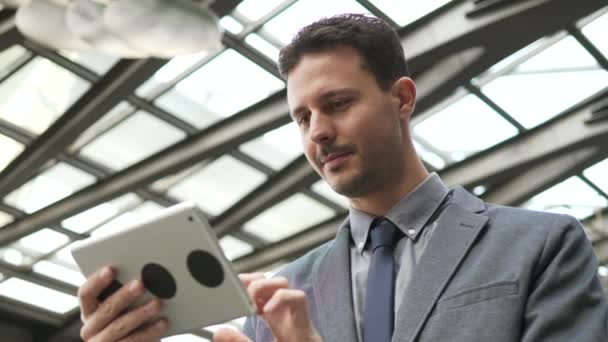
116, 317, 169, 342
78, 266, 115, 318
247, 277, 289, 314
80, 278, 145, 340
238, 273, 265, 289
93, 299, 164, 342
262, 288, 309, 316
213, 327, 253, 342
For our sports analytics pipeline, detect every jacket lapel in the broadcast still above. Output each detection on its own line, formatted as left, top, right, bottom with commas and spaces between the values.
312, 219, 358, 342
392, 187, 489, 342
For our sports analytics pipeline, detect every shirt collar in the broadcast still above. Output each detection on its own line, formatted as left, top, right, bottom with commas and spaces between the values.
348, 173, 449, 253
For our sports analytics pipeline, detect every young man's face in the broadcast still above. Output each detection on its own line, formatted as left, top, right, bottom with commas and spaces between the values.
287, 46, 413, 198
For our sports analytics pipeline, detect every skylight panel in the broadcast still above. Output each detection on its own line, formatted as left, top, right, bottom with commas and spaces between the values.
311, 180, 349, 209
91, 201, 164, 237
581, 7, 608, 58
522, 176, 608, 220
136, 50, 213, 98
244, 193, 335, 242
60, 50, 119, 75
481, 35, 608, 129
239, 122, 301, 170
167, 156, 267, 216
368, 0, 452, 27
219, 235, 254, 261
162, 334, 210, 341
234, 0, 286, 22
62, 193, 141, 234
245, 33, 281, 62
33, 260, 85, 287
0, 45, 30, 78
18, 228, 70, 255
262, 0, 370, 46
0, 133, 24, 172
0, 57, 90, 134
5, 162, 96, 213
79, 111, 186, 170
220, 15, 244, 35
156, 49, 284, 129
0, 211, 13, 227
583, 158, 608, 193
413, 94, 519, 162
0, 277, 79, 314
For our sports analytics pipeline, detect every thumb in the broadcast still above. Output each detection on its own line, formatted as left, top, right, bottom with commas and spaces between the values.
213, 327, 252, 342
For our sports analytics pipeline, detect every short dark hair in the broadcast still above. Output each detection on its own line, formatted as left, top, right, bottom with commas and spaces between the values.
278, 13, 409, 90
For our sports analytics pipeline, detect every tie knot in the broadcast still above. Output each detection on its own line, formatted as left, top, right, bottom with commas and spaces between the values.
370, 218, 401, 251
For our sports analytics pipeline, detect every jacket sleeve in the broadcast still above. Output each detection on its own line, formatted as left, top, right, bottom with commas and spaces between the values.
243, 315, 257, 341
521, 214, 608, 341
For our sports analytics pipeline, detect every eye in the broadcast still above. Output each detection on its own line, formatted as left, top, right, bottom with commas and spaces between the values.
328, 98, 351, 111
296, 112, 310, 126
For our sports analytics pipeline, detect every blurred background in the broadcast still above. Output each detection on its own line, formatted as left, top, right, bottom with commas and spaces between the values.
0, 0, 606, 340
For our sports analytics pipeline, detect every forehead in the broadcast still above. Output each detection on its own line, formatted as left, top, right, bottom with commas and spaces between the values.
286, 46, 376, 107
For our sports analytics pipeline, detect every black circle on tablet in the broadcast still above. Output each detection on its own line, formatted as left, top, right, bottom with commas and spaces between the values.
187, 250, 224, 288
141, 263, 177, 299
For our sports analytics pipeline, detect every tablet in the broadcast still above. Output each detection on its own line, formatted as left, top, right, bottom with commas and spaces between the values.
71, 201, 256, 337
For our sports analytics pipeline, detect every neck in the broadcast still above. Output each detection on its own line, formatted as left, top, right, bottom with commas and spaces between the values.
349, 154, 429, 216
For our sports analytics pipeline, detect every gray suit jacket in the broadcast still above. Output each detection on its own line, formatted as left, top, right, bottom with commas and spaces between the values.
243, 187, 608, 341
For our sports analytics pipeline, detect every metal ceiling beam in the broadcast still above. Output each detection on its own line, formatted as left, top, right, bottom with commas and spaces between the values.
0, 58, 167, 198
233, 215, 347, 273
0, 10, 23, 53
0, 92, 291, 245
404, 0, 605, 114
212, 155, 319, 238
440, 89, 608, 189
481, 146, 607, 206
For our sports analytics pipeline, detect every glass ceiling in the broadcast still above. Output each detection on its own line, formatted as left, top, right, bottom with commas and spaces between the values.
0, 1, 606, 339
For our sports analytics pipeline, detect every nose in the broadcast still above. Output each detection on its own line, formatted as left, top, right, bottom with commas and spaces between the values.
309, 113, 336, 145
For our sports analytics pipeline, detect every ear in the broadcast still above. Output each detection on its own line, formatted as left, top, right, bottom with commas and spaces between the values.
391, 77, 416, 121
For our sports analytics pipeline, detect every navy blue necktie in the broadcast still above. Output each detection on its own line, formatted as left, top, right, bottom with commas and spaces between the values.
363, 218, 401, 342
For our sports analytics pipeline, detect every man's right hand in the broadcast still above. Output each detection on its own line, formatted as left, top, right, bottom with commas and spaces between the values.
78, 266, 169, 341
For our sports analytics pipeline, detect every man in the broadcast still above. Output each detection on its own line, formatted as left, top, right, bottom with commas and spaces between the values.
77, 14, 608, 342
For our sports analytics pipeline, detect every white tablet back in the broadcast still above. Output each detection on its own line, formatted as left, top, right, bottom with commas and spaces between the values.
71, 202, 255, 337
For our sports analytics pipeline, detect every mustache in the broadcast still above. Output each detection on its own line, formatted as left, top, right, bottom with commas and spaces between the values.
317, 144, 355, 164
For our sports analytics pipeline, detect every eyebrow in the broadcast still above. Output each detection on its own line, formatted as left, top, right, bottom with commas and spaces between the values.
290, 88, 359, 118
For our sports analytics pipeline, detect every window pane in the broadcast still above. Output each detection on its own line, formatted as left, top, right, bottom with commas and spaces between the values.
244, 193, 335, 242
92, 201, 164, 237
162, 334, 210, 342
62, 193, 141, 234
5, 162, 96, 213
239, 122, 301, 170
311, 180, 349, 208
262, 0, 370, 46
413, 94, 518, 161
0, 211, 13, 228
219, 235, 254, 260
51, 242, 80, 268
168, 156, 267, 216
522, 176, 608, 220
79, 111, 186, 170
18, 228, 70, 255
234, 0, 285, 22
0, 247, 32, 266
481, 36, 608, 128
33, 260, 85, 287
0, 45, 30, 78
0, 277, 78, 314
0, 57, 90, 134
69, 101, 135, 153
60, 50, 119, 75
0, 133, 24, 172
245, 33, 280, 62
156, 49, 284, 129
220, 16, 244, 35
413, 140, 447, 169
136, 51, 212, 98
368, 0, 451, 27
581, 8, 608, 58
583, 158, 608, 193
